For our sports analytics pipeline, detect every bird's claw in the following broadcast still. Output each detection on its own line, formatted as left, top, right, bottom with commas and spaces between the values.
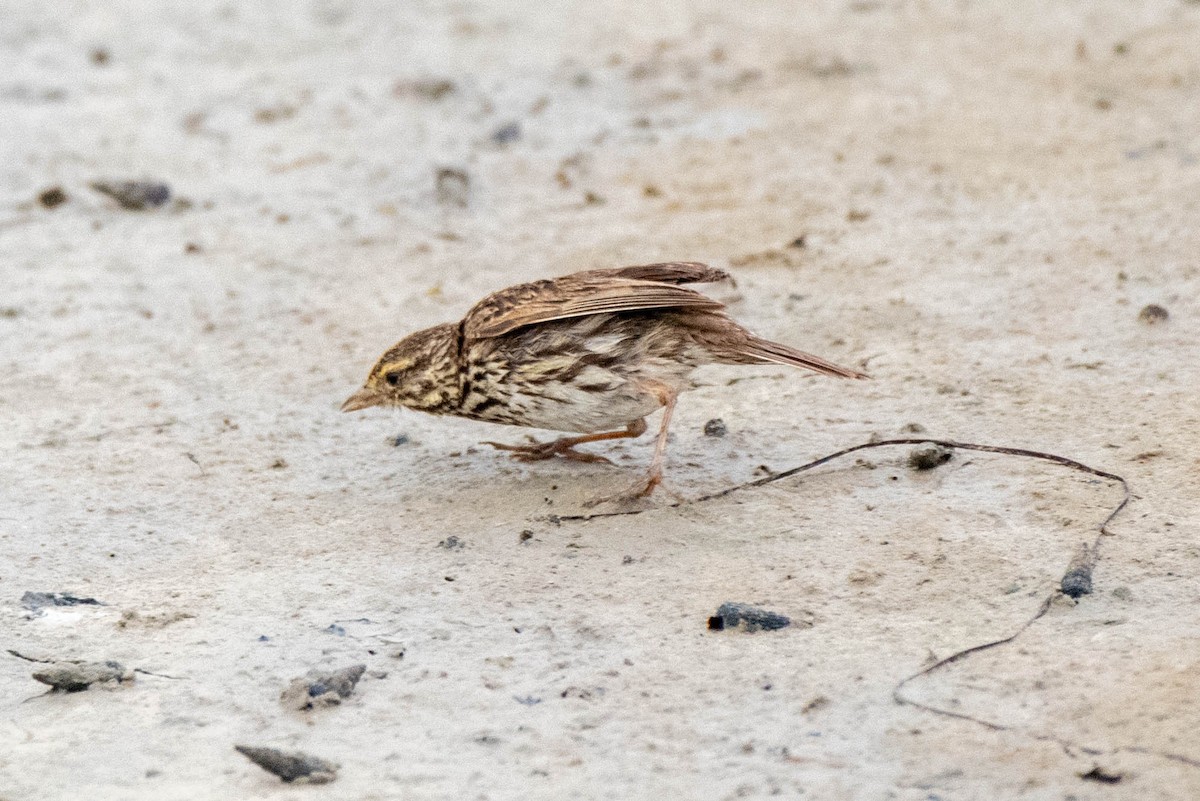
582, 472, 681, 507
482, 440, 614, 465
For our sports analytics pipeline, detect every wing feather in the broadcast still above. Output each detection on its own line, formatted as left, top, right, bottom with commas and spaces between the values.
463, 263, 727, 340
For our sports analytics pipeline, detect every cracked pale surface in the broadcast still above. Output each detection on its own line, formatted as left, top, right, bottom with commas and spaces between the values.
2, 2, 1198, 799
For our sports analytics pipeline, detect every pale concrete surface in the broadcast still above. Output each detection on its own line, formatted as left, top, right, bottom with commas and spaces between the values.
1, 1, 1198, 799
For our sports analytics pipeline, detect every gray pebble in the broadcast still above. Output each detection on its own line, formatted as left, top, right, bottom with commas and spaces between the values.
235, 745, 338, 784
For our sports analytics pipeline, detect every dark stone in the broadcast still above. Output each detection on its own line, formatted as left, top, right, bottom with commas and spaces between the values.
1138, 304, 1168, 324
907, 443, 953, 470
37, 187, 68, 208
707, 602, 791, 633
22, 591, 102, 611
1079, 766, 1122, 784
89, 180, 171, 210
234, 746, 338, 784
1061, 567, 1094, 598
703, 418, 727, 437
490, 121, 521, 145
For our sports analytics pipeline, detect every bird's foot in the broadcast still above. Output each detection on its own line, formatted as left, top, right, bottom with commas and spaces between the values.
482, 438, 614, 465
582, 470, 683, 507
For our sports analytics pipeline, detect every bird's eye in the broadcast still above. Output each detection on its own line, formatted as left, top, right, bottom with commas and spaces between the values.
384, 371, 401, 387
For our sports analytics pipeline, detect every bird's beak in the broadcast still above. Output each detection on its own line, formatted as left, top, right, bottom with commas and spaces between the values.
341, 387, 381, 413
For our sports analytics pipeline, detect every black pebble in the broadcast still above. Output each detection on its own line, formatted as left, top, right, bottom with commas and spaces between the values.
908, 443, 953, 470
38, 187, 68, 208
708, 602, 791, 632
1138, 304, 1169, 325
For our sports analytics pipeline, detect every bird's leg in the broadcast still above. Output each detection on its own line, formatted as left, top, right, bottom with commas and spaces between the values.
584, 383, 679, 506
483, 418, 647, 464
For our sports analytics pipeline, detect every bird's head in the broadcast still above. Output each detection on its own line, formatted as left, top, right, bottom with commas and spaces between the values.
341, 323, 461, 414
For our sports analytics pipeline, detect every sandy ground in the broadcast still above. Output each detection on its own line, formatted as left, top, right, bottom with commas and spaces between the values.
2, 1, 1199, 798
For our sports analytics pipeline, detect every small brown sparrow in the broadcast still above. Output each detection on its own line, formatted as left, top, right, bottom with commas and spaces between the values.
342, 262, 866, 500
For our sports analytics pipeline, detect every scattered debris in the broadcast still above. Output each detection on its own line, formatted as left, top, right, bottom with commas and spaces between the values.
235, 745, 338, 784
1079, 765, 1123, 784
33, 660, 133, 692
703, 418, 727, 437
37, 186, 68, 208
254, 103, 297, 124
437, 535, 465, 550
519, 529, 534, 543
89, 180, 171, 210
707, 602, 791, 632
281, 664, 366, 711
394, 77, 456, 101
22, 591, 102, 612
435, 167, 470, 207
1137, 304, 1169, 324
490, 121, 521, 145
908, 443, 953, 470
729, 247, 801, 268
117, 608, 195, 629
1060, 542, 1096, 598
801, 695, 830, 714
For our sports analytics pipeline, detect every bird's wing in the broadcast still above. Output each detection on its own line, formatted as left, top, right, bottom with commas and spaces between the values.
463, 263, 729, 339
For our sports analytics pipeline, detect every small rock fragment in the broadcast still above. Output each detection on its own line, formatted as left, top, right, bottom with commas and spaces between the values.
435, 167, 469, 207
1079, 765, 1123, 784
1138, 304, 1169, 325
703, 418, 727, 437
391, 433, 409, 447
707, 602, 791, 633
235, 745, 338, 784
37, 187, 68, 208
89, 180, 171, 210
22, 591, 102, 611
490, 121, 521, 145
281, 664, 366, 711
1060, 543, 1095, 598
33, 660, 133, 692
438, 535, 464, 550
907, 443, 953, 470
395, 77, 456, 100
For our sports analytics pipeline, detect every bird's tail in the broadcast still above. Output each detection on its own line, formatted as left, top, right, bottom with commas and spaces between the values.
739, 336, 868, 379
